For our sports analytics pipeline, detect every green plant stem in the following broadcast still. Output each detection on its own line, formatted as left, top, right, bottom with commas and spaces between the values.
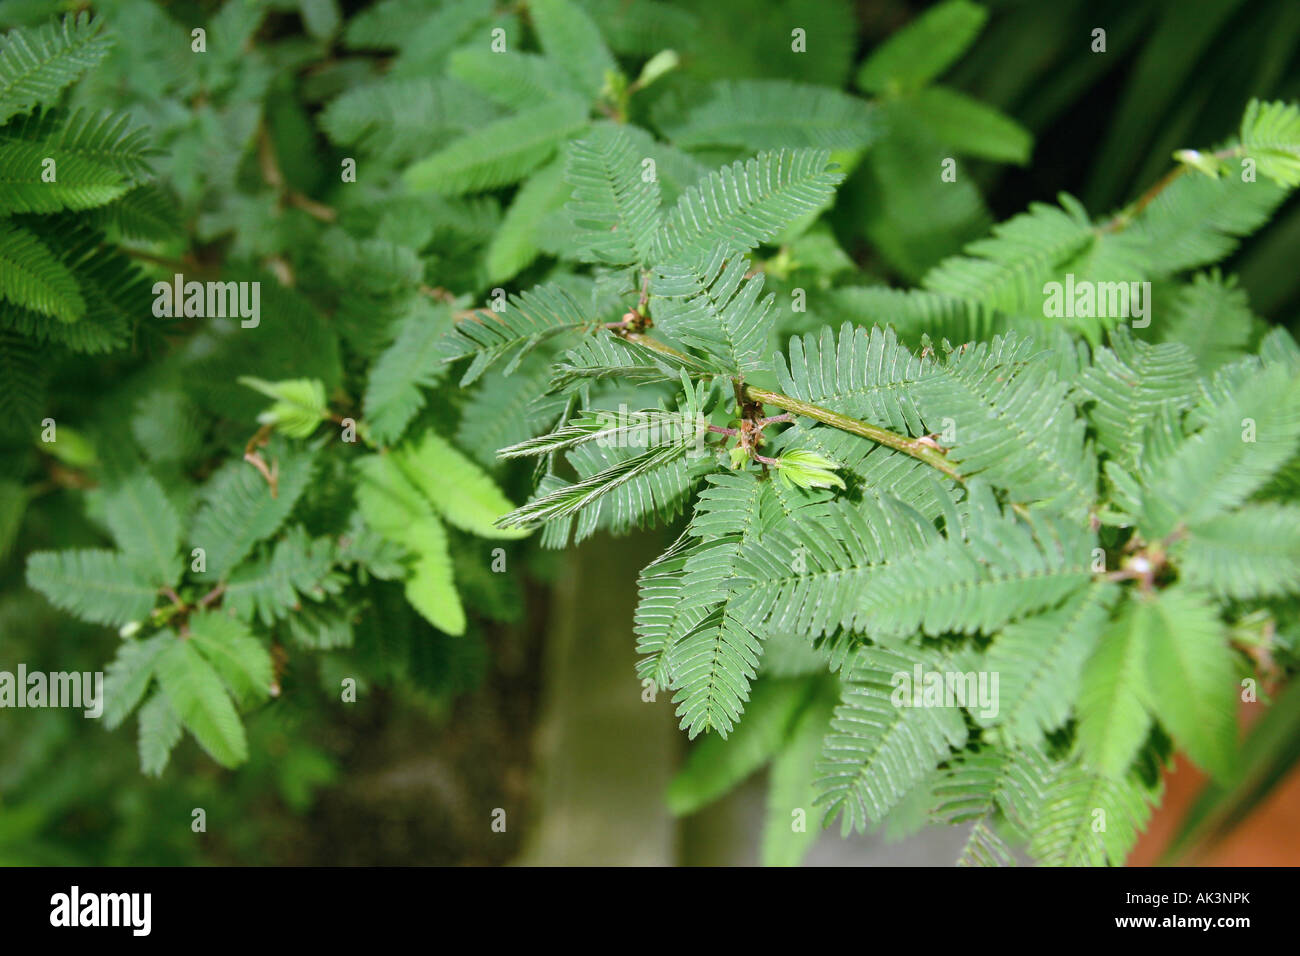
623, 331, 697, 365
622, 331, 962, 481
1099, 145, 1243, 232
744, 386, 962, 480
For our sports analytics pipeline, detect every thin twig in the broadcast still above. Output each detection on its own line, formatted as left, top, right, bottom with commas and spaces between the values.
197, 583, 226, 609
1098, 146, 1243, 233
258, 122, 337, 223
745, 385, 962, 481
120, 248, 201, 274
420, 285, 457, 303
618, 330, 962, 480
623, 331, 699, 365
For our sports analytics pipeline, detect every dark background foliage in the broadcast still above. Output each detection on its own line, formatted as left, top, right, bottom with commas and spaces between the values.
2, 0, 1298, 865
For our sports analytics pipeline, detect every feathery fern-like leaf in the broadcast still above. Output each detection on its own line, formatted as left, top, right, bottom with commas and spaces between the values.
1239, 98, 1300, 187
815, 644, 968, 833
223, 527, 343, 626
731, 494, 939, 640
855, 0, 986, 93
1138, 588, 1237, 781
441, 282, 600, 385
775, 322, 929, 434
0, 328, 46, 432
448, 48, 585, 109
136, 691, 181, 777
649, 148, 844, 265
530, 0, 616, 100
190, 442, 317, 580
1076, 596, 1153, 778
1028, 765, 1153, 866
656, 79, 879, 152
392, 428, 528, 539
908, 86, 1031, 164
26, 549, 158, 628
931, 746, 1057, 865
855, 486, 1096, 640
1074, 326, 1198, 469
0, 14, 111, 125
153, 637, 248, 769
0, 108, 155, 180
1178, 503, 1300, 600
99, 470, 182, 587
0, 219, 84, 321
498, 440, 690, 530
651, 255, 773, 373
564, 125, 661, 267
913, 335, 1097, 516
362, 300, 452, 445
187, 611, 274, 708
102, 634, 169, 730
921, 194, 1093, 314
404, 95, 589, 195
1138, 361, 1300, 537
978, 582, 1119, 745
634, 538, 710, 690
355, 452, 465, 635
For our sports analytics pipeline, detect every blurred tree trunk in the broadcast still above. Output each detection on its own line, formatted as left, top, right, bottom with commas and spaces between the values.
510, 530, 988, 866
515, 532, 681, 865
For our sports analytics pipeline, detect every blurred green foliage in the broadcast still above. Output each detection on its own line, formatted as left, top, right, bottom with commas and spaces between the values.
0, 0, 1297, 865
